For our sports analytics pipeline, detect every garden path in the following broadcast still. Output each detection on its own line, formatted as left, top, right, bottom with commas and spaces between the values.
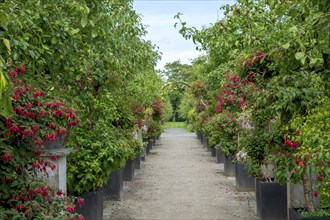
103, 128, 258, 220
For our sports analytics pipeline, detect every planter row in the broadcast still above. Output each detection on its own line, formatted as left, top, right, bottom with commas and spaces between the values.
198, 132, 329, 220
76, 139, 159, 220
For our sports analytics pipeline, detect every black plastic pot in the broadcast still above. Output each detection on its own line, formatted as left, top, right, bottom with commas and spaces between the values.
104, 168, 123, 201
123, 159, 135, 181
201, 133, 205, 145
235, 162, 254, 192
146, 141, 152, 154
224, 155, 236, 176
211, 147, 216, 157
216, 148, 225, 164
75, 187, 103, 220
197, 130, 202, 141
256, 179, 287, 220
289, 208, 330, 220
141, 146, 146, 161
134, 153, 141, 169
203, 136, 208, 148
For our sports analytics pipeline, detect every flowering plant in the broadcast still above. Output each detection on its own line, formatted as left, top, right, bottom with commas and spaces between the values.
131, 100, 146, 129
0, 66, 82, 219
4, 67, 78, 147
276, 98, 330, 214
151, 97, 165, 121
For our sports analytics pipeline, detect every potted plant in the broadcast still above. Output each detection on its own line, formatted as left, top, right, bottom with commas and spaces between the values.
235, 150, 255, 192
0, 66, 83, 219
278, 99, 330, 219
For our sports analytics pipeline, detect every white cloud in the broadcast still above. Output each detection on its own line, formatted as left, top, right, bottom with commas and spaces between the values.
133, 1, 233, 69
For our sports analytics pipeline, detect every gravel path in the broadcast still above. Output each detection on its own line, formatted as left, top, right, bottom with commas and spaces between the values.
104, 128, 258, 220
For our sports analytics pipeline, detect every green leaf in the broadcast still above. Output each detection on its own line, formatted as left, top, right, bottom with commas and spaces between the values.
81, 17, 88, 28
295, 52, 305, 61
2, 38, 11, 52
282, 43, 290, 49
0, 86, 13, 116
70, 28, 80, 35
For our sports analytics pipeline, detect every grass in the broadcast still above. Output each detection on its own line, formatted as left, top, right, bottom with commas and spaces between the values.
164, 122, 187, 129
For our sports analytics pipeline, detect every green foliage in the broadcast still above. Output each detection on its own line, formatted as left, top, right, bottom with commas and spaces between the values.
0, 0, 164, 203
178, 93, 194, 121
164, 122, 186, 129
146, 120, 163, 140
176, 0, 329, 213
163, 95, 173, 121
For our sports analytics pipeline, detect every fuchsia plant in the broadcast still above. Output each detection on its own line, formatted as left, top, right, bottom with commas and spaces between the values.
0, 66, 83, 219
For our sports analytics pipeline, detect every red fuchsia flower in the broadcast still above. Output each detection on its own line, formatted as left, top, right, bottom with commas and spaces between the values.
21, 129, 30, 136
48, 123, 57, 130
33, 90, 45, 98
68, 121, 77, 126
1, 153, 14, 163
56, 190, 63, 196
317, 174, 323, 182
50, 155, 57, 161
77, 216, 85, 220
257, 52, 264, 58
67, 108, 75, 119
313, 191, 318, 197
60, 129, 68, 135
50, 164, 56, 171
215, 105, 222, 113
248, 72, 254, 81
45, 133, 56, 142
20, 65, 26, 74
77, 198, 84, 206
52, 109, 64, 118
35, 150, 42, 156
32, 125, 39, 132
38, 110, 48, 116
232, 75, 239, 84
66, 205, 76, 213
9, 125, 21, 133
239, 101, 244, 107
15, 166, 23, 172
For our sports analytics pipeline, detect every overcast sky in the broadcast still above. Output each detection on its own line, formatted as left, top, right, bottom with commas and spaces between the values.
133, 0, 235, 70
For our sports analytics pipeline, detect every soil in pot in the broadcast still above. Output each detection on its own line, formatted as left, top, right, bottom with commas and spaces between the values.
289, 208, 330, 220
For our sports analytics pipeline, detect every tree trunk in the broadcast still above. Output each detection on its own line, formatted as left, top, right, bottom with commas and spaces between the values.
302, 169, 315, 212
